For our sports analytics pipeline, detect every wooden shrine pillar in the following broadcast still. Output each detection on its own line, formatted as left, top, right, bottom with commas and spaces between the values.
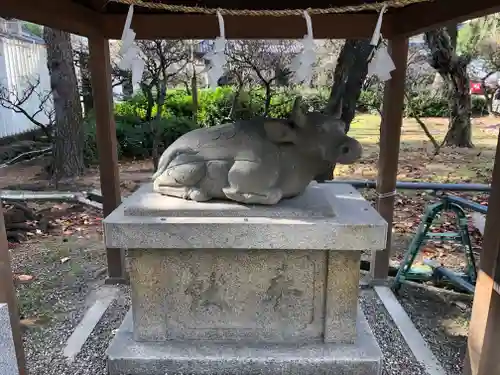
464, 130, 500, 375
0, 203, 27, 375
371, 36, 409, 280
88, 35, 127, 283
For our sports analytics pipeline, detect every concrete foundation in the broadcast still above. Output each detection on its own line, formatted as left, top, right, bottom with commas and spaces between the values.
107, 309, 382, 375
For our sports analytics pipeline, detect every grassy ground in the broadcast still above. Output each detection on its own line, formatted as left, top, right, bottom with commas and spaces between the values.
337, 114, 497, 183
1, 114, 498, 374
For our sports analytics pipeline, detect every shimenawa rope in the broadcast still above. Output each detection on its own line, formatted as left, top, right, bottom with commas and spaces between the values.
107, 0, 434, 16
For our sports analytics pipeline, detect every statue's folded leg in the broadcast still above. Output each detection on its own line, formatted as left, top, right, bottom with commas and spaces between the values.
153, 160, 210, 201
223, 160, 282, 205
154, 185, 210, 201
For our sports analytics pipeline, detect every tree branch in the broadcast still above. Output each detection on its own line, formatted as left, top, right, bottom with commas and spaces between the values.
0, 76, 54, 139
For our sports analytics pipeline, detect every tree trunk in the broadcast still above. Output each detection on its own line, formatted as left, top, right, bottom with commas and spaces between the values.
482, 72, 496, 116
263, 82, 272, 116
316, 39, 374, 182
78, 51, 94, 116
446, 22, 458, 51
121, 71, 134, 100
425, 28, 473, 148
191, 72, 198, 122
141, 82, 155, 121
152, 79, 167, 170
44, 28, 85, 180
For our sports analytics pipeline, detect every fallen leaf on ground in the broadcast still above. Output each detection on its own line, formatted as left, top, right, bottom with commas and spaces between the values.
14, 274, 34, 283
20, 316, 51, 329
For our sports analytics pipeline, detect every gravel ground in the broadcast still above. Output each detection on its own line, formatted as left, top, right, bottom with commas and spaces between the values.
360, 289, 429, 375
63, 287, 130, 375
8, 228, 131, 375
23, 288, 427, 375
396, 284, 472, 375
24, 286, 130, 375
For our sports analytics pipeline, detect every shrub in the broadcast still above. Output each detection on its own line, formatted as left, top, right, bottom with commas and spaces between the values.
84, 114, 198, 165
358, 89, 382, 113
404, 91, 449, 117
471, 96, 488, 116
196, 87, 234, 125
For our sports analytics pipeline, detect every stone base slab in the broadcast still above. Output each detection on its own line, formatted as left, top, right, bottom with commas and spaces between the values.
107, 309, 382, 375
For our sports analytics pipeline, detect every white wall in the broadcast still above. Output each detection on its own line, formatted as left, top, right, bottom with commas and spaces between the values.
0, 35, 53, 138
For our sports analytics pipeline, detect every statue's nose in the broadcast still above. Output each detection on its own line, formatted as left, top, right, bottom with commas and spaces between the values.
336, 137, 362, 165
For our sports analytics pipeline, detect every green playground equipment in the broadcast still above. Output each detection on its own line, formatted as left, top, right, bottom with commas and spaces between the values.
392, 194, 485, 293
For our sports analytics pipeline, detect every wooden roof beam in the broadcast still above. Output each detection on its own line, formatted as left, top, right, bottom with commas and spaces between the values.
390, 0, 500, 37
90, 0, 110, 12
0, 0, 103, 37
102, 13, 394, 39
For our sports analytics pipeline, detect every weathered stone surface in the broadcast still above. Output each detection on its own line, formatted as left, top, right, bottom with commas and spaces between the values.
130, 248, 327, 342
130, 248, 363, 344
0, 304, 19, 375
107, 308, 382, 375
104, 183, 387, 251
152, 97, 362, 205
325, 251, 361, 343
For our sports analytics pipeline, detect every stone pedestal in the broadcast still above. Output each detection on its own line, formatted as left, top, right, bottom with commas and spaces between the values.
0, 304, 19, 375
104, 183, 387, 375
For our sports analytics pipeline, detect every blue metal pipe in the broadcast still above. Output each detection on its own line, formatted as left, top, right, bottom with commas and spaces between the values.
443, 194, 488, 214
423, 259, 475, 294
325, 180, 491, 192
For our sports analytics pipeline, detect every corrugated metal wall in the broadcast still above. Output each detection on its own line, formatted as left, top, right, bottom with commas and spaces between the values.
0, 35, 53, 139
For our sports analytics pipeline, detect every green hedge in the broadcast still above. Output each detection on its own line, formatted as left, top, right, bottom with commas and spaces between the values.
84, 114, 199, 165
84, 87, 488, 164
113, 87, 331, 126
113, 87, 489, 126
358, 89, 488, 117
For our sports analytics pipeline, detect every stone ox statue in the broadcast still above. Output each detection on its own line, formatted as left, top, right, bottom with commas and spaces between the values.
152, 97, 362, 205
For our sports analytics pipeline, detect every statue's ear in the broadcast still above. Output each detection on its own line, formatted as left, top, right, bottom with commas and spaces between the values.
288, 97, 308, 128
264, 121, 298, 144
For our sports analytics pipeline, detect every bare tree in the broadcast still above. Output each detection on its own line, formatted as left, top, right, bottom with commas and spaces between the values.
168, 40, 206, 122
226, 40, 294, 115
137, 39, 189, 168
311, 39, 344, 88
227, 65, 254, 121
73, 39, 133, 113
0, 76, 54, 139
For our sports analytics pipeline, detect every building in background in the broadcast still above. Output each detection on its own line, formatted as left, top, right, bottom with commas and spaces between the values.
0, 18, 52, 139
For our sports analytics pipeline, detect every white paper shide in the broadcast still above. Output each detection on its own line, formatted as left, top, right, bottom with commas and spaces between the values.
289, 11, 316, 85
367, 5, 396, 82
204, 11, 227, 89
118, 5, 145, 92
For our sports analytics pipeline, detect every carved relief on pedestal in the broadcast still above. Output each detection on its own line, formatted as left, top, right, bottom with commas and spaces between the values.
184, 270, 230, 315
150, 250, 325, 341
264, 263, 304, 316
